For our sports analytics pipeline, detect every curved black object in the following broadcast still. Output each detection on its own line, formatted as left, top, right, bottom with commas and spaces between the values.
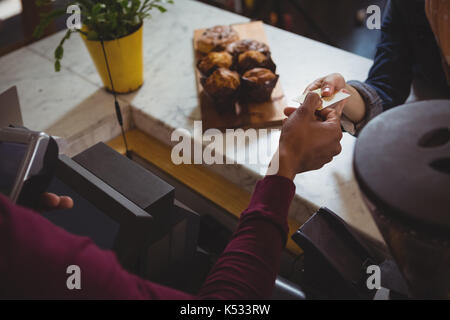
354, 100, 450, 234
354, 99, 450, 298
18, 137, 58, 209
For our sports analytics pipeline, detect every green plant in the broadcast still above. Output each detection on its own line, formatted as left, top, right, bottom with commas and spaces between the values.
34, 0, 174, 71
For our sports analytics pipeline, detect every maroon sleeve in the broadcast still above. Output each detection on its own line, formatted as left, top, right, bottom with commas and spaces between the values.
0, 175, 295, 299
197, 175, 295, 299
0, 193, 193, 299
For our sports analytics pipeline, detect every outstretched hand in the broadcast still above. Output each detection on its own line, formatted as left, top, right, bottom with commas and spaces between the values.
303, 73, 347, 98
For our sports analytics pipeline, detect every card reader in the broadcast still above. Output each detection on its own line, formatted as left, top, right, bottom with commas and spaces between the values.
0, 127, 58, 209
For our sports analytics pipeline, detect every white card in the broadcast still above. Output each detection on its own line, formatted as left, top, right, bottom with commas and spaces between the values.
293, 88, 350, 110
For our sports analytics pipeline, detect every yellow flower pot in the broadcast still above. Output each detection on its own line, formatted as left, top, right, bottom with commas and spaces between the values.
81, 25, 144, 93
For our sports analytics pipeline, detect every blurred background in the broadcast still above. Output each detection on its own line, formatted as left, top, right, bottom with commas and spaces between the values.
198, 0, 387, 58
0, 0, 386, 58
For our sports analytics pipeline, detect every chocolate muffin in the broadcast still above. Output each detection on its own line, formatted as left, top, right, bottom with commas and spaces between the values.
196, 25, 239, 54
241, 68, 279, 103
197, 51, 234, 76
202, 68, 241, 112
237, 50, 276, 74
226, 39, 271, 58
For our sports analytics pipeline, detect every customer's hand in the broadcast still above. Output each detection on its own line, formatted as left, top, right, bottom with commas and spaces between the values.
276, 92, 345, 180
304, 73, 367, 123
304, 73, 346, 98
39, 192, 73, 211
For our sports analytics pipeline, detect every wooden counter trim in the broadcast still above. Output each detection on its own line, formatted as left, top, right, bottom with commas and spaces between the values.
107, 129, 302, 255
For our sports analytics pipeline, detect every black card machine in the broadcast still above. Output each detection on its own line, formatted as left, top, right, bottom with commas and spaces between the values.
0, 127, 58, 209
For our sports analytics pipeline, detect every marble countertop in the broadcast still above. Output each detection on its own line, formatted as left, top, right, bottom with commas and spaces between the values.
0, 0, 383, 244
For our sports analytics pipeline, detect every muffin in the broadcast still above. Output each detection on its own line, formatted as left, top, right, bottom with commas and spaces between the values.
196, 25, 239, 54
226, 39, 271, 58
241, 68, 279, 103
197, 51, 234, 76
237, 50, 276, 74
202, 68, 240, 112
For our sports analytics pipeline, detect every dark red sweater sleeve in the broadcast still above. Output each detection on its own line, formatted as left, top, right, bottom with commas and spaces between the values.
197, 175, 295, 299
0, 175, 295, 299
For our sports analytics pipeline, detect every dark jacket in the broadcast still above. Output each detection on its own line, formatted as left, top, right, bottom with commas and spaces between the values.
348, 0, 450, 134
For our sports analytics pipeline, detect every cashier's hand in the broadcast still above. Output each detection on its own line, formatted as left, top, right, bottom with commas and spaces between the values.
276, 92, 345, 180
39, 192, 73, 211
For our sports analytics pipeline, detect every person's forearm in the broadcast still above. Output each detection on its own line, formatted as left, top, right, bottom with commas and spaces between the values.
197, 175, 295, 300
0, 194, 193, 299
343, 84, 366, 123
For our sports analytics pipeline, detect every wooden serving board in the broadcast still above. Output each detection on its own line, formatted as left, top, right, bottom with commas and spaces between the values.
193, 21, 286, 131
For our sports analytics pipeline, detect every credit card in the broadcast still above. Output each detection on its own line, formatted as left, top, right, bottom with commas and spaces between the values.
293, 88, 351, 110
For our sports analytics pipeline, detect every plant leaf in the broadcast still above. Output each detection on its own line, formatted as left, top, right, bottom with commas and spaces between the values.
54, 46, 64, 60
34, 0, 174, 71
153, 4, 167, 13
54, 60, 61, 72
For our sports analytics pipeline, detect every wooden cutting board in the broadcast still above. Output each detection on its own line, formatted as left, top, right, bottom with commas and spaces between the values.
193, 21, 286, 132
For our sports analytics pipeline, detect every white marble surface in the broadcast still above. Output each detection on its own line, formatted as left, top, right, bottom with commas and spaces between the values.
0, 47, 100, 131
0, 0, 383, 244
